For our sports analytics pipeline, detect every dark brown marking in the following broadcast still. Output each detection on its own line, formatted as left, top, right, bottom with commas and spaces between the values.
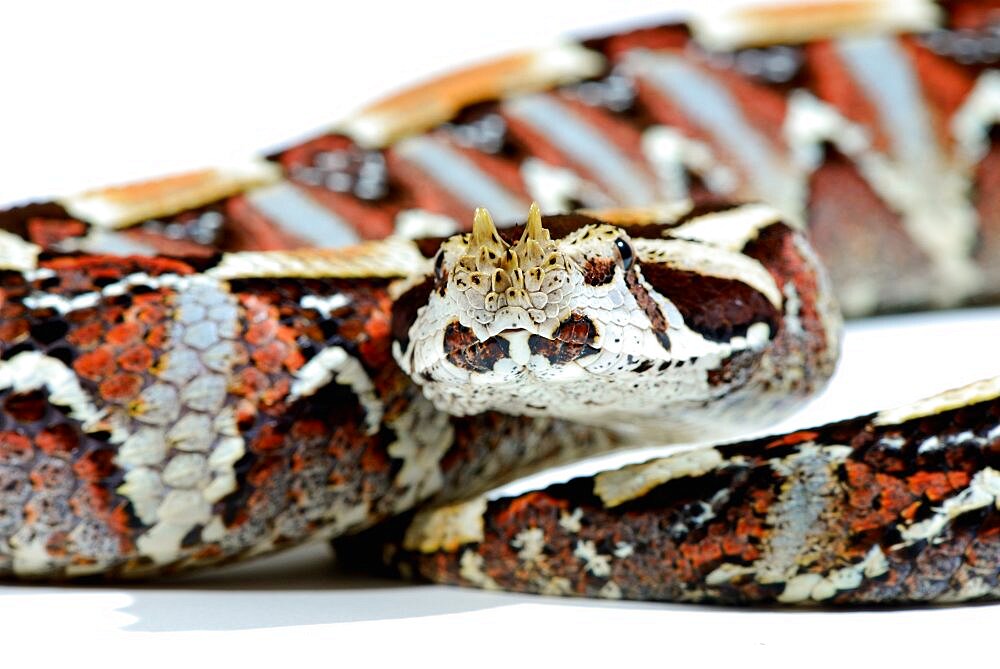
391, 276, 435, 352
445, 322, 510, 372
0, 201, 73, 242
528, 313, 599, 363
639, 264, 778, 343
625, 271, 671, 350
582, 257, 617, 285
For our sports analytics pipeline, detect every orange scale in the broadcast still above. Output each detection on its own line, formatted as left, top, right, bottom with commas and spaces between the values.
282, 348, 306, 373
232, 367, 269, 397
69, 484, 111, 516
749, 488, 773, 515
116, 344, 155, 373
359, 336, 391, 368
144, 323, 169, 348
947, 470, 971, 489
63, 321, 103, 349
245, 319, 279, 346
0, 432, 33, 463
874, 473, 912, 510
337, 320, 364, 341
765, 431, 820, 449
133, 289, 170, 309
260, 378, 291, 408
843, 458, 871, 482
107, 504, 135, 539
72, 448, 116, 481
250, 424, 286, 453
359, 441, 390, 472
251, 341, 288, 374
900, 500, 922, 522
4, 392, 49, 423
906, 470, 952, 501
290, 419, 327, 441
0, 319, 29, 344
848, 511, 887, 534
35, 423, 80, 457
721, 534, 748, 557
496, 492, 563, 526
99, 373, 143, 403
247, 457, 283, 489
192, 545, 224, 561
73, 348, 116, 381
105, 321, 143, 346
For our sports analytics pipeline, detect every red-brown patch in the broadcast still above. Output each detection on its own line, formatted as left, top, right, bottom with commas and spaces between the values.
35, 424, 80, 457
27, 218, 87, 249
3, 392, 48, 423
117, 345, 154, 373
99, 373, 142, 403
73, 348, 115, 381
528, 313, 599, 363
0, 431, 33, 464
582, 256, 617, 285
445, 322, 510, 372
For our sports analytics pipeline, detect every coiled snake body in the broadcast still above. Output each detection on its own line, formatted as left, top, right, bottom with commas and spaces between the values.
2, 0, 1000, 605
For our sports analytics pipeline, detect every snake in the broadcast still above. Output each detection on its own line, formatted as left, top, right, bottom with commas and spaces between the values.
1, 0, 1000, 606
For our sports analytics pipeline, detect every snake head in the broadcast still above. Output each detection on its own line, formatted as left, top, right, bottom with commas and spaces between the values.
393, 204, 671, 422
391, 202, 837, 439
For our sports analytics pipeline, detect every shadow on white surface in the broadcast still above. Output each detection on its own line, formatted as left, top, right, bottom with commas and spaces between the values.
0, 541, 688, 632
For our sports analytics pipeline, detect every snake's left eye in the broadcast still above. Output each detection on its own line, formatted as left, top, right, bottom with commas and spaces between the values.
615, 238, 634, 271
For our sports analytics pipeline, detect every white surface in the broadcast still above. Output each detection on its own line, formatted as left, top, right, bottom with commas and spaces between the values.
3, 1, 1000, 665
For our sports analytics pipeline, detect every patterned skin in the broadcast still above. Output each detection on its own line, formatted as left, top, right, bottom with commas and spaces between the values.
1, 0, 1000, 604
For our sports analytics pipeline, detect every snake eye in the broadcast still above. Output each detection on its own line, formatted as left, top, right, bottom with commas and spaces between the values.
433, 250, 446, 279
615, 238, 634, 271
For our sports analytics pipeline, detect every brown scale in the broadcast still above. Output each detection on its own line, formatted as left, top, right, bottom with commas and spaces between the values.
0, 259, 199, 575
444, 322, 510, 373
213, 277, 622, 546
804, 146, 931, 311
582, 23, 691, 64
975, 131, 1000, 292
741, 222, 833, 392
500, 93, 658, 204
217, 277, 401, 544
381, 151, 477, 227
527, 313, 599, 364
0, 202, 78, 252
436, 109, 533, 218
126, 202, 230, 257
276, 134, 401, 240
343, 396, 1000, 605
574, 29, 741, 207
0, 386, 130, 575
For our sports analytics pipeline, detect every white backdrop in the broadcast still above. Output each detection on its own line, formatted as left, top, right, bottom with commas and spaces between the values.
2, 1, 1000, 666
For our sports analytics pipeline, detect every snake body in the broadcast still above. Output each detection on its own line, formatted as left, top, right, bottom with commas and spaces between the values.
1, 0, 1000, 604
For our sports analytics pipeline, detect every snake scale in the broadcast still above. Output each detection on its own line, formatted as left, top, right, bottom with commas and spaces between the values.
2, 0, 1000, 606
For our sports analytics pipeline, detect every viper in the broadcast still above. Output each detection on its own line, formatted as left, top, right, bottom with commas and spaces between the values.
1, 0, 1000, 605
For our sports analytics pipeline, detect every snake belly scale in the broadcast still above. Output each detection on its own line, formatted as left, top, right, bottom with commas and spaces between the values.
1, 0, 1000, 605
